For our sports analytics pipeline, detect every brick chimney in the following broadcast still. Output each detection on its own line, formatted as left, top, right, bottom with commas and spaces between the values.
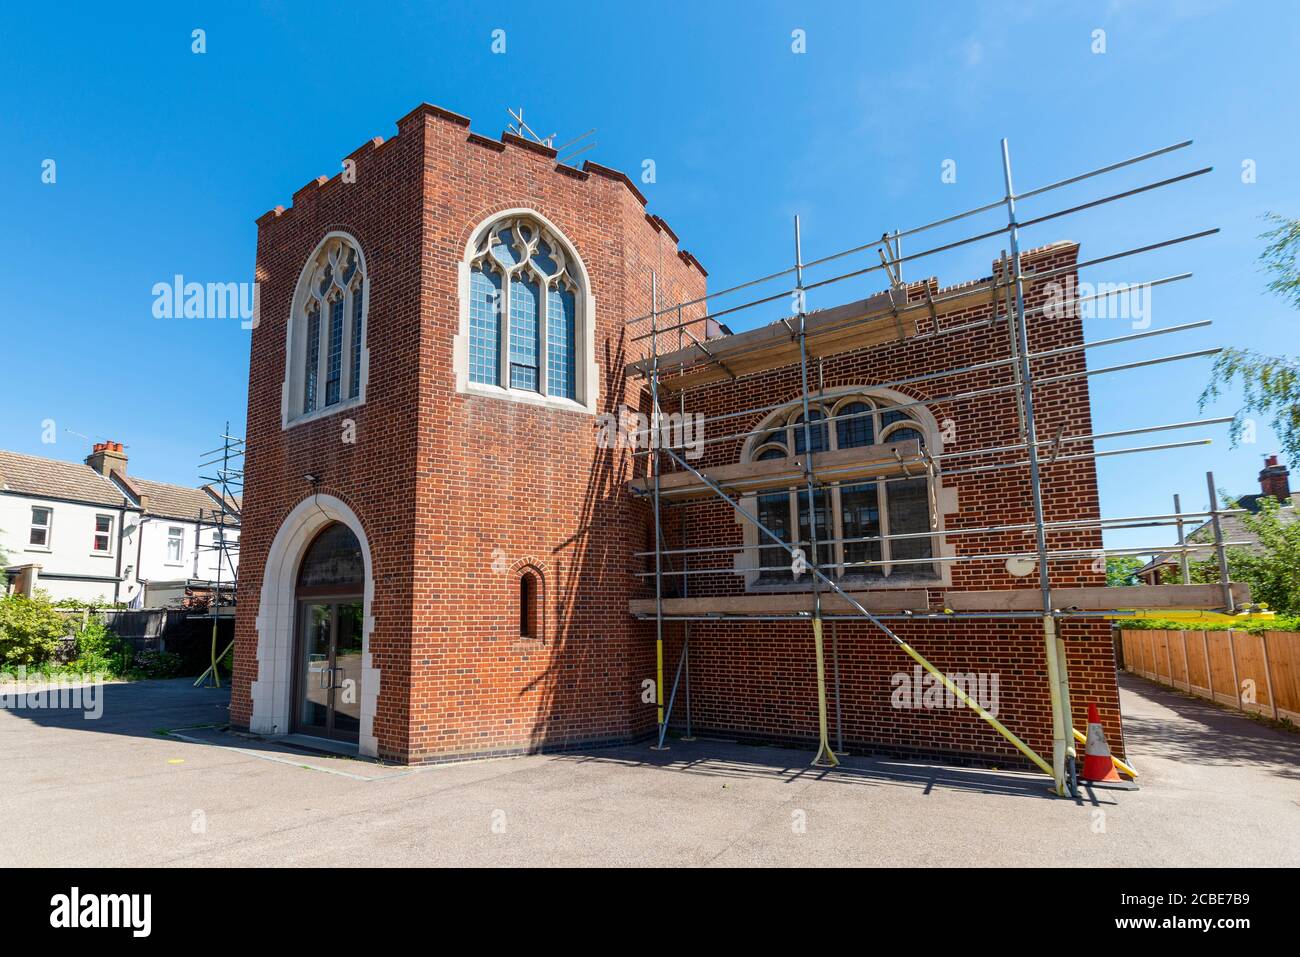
85, 440, 128, 477
1259, 454, 1291, 502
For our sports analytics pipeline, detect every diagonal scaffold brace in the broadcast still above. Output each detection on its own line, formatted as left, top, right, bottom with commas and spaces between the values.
655, 441, 1057, 779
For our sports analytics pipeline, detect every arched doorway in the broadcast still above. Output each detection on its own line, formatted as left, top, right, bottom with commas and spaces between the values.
292, 522, 365, 742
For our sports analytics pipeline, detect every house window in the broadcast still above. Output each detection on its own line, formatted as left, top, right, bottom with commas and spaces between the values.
93, 514, 113, 553
29, 506, 51, 547
287, 234, 368, 423
465, 215, 584, 403
167, 526, 184, 564
746, 394, 937, 584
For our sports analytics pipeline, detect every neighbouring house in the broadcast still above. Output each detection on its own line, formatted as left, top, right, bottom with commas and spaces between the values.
0, 442, 240, 606
1135, 455, 1298, 585
230, 101, 1130, 768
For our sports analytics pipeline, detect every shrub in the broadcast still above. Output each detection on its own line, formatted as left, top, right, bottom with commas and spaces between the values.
130, 649, 184, 679
76, 618, 123, 658
73, 619, 133, 675
1118, 615, 1300, 633
53, 596, 127, 611
0, 594, 67, 666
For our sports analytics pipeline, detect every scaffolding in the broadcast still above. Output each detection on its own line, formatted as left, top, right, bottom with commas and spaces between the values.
192, 424, 244, 688
628, 137, 1267, 797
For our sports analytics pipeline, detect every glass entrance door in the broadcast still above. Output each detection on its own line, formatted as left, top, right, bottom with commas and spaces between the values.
294, 599, 363, 742
332, 601, 363, 738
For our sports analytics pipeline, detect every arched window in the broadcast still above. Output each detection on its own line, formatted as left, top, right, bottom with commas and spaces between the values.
461, 213, 588, 407
745, 393, 937, 584
518, 568, 542, 640
296, 522, 364, 595
286, 234, 368, 424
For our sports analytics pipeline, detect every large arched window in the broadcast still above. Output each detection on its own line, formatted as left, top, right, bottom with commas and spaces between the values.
746, 393, 938, 585
285, 233, 368, 425
458, 212, 593, 411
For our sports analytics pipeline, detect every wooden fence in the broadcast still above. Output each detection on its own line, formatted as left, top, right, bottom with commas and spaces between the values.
1119, 628, 1300, 724
55, 608, 232, 656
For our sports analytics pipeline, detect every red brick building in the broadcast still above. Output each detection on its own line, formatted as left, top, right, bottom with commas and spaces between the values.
231, 102, 1125, 769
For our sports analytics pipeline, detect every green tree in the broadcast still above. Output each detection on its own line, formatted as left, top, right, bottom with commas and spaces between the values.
1200, 213, 1300, 462
1105, 556, 1144, 587
1225, 497, 1300, 615
1160, 496, 1300, 616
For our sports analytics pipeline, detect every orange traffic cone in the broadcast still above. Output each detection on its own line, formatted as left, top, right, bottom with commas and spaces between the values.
1081, 703, 1135, 789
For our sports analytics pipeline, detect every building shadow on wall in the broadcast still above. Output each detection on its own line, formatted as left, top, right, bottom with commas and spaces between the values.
517, 327, 657, 753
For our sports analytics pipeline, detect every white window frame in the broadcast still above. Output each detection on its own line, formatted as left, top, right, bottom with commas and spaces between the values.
27, 505, 53, 551
282, 231, 370, 429
166, 525, 185, 566
738, 389, 952, 591
91, 513, 115, 556
454, 209, 598, 415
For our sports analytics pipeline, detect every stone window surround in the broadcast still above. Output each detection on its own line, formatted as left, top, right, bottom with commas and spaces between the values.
734, 385, 957, 591
454, 208, 599, 415
281, 231, 371, 430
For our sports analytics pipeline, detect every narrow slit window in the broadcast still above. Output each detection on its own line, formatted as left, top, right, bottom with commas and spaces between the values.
519, 572, 540, 639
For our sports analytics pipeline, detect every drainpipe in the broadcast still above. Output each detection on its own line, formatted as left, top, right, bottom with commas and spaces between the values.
113, 497, 128, 604
135, 515, 149, 606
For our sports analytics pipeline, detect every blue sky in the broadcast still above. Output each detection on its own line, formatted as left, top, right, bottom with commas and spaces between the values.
1, 1, 1297, 552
